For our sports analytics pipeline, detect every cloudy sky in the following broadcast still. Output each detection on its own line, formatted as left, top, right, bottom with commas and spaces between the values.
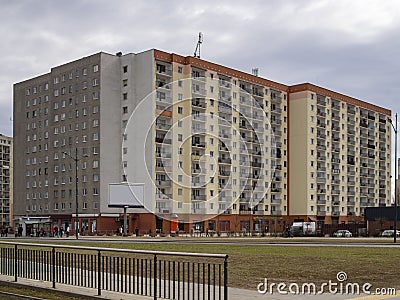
1, 0, 400, 137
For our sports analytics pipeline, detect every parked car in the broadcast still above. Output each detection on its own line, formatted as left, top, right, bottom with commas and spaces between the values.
333, 230, 352, 237
381, 230, 400, 237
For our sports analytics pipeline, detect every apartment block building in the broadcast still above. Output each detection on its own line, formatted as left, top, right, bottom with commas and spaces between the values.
289, 85, 391, 226
0, 134, 12, 230
13, 49, 391, 235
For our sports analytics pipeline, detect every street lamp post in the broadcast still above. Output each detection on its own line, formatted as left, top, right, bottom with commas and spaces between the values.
63, 147, 79, 240
389, 113, 398, 243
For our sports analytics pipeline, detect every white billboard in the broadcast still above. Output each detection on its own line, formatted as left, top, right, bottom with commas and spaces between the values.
108, 183, 145, 207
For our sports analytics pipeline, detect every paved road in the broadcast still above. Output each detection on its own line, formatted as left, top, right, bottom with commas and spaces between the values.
6, 236, 399, 248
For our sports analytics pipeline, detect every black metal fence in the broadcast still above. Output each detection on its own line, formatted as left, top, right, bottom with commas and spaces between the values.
0, 242, 228, 300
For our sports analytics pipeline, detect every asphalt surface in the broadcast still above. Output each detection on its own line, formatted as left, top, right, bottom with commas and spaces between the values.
4, 235, 399, 248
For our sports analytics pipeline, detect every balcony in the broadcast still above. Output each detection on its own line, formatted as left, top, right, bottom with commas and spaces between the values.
252, 88, 264, 98
317, 98, 326, 106
271, 198, 282, 204
156, 94, 172, 104
192, 180, 207, 187
192, 195, 206, 201
317, 111, 326, 117
156, 179, 171, 187
192, 114, 206, 122
252, 162, 262, 168
156, 109, 172, 118
332, 103, 340, 111
192, 87, 206, 96
156, 122, 171, 131
156, 80, 171, 90
219, 170, 231, 177
271, 107, 282, 114
155, 137, 172, 144
156, 64, 172, 76
192, 142, 206, 148
218, 157, 232, 164
192, 99, 207, 109
156, 152, 171, 158
156, 193, 172, 200
219, 80, 231, 89
155, 163, 172, 173
347, 190, 355, 195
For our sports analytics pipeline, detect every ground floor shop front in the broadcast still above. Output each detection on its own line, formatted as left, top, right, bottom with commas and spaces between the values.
14, 213, 366, 237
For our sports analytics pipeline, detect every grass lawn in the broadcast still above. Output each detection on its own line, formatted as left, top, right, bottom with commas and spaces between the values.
0, 281, 95, 300
64, 241, 400, 291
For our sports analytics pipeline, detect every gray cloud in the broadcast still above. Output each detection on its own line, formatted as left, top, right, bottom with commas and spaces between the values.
1, 0, 400, 136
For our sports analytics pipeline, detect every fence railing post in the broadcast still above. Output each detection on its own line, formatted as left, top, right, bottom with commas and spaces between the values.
97, 250, 101, 296
224, 255, 228, 300
52, 247, 56, 288
153, 254, 157, 300
14, 244, 17, 282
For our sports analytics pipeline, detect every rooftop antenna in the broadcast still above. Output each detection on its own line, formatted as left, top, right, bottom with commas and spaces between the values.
194, 32, 203, 58
252, 68, 259, 77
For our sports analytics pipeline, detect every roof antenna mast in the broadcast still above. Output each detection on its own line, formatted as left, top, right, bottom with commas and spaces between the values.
194, 32, 203, 58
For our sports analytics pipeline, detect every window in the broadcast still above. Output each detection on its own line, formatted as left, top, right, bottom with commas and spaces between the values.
93, 119, 99, 127
178, 189, 183, 196
123, 79, 128, 87
178, 134, 183, 141
178, 107, 183, 114
93, 174, 99, 182
93, 78, 99, 86
123, 65, 128, 73
178, 66, 183, 73
93, 133, 99, 141
93, 160, 99, 168
93, 65, 99, 72
123, 106, 128, 114
178, 175, 183, 182
123, 93, 128, 100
